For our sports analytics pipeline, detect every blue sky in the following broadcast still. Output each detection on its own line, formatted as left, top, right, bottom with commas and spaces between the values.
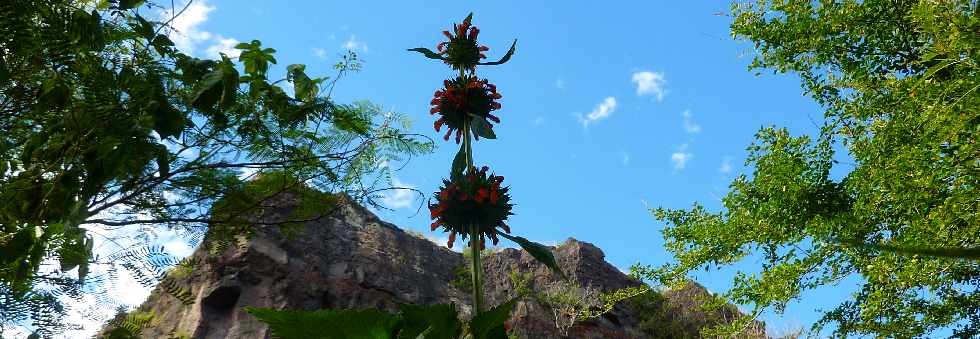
93, 0, 860, 336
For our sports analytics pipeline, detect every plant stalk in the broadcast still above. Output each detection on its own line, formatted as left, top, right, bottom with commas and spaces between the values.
462, 114, 483, 313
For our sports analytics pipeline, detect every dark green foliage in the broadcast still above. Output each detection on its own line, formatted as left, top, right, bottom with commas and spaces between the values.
468, 298, 516, 339
0, 0, 432, 335
246, 300, 516, 339
396, 303, 462, 339
246, 307, 402, 339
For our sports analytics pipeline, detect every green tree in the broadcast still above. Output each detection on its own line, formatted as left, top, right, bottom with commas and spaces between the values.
0, 0, 430, 335
634, 0, 980, 337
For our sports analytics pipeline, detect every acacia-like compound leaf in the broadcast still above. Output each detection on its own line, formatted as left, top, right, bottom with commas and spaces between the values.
497, 232, 564, 278
245, 307, 401, 339
451, 144, 466, 181
396, 303, 461, 339
407, 48, 445, 61
468, 298, 517, 339
470, 118, 496, 140
478, 40, 517, 66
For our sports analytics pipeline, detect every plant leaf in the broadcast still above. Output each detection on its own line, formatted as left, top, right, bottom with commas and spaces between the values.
478, 40, 517, 66
451, 144, 466, 181
468, 298, 517, 339
837, 239, 980, 259
117, 0, 144, 10
245, 307, 401, 339
396, 303, 461, 339
470, 118, 496, 140
407, 48, 445, 61
497, 232, 564, 278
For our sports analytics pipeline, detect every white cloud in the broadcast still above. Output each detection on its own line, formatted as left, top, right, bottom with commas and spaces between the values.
631, 71, 667, 101
682, 110, 702, 134
671, 144, 693, 170
719, 156, 733, 174
578, 97, 617, 127
382, 177, 415, 209
312, 47, 327, 59
205, 37, 241, 58
161, 1, 240, 59
162, 1, 214, 53
343, 35, 368, 52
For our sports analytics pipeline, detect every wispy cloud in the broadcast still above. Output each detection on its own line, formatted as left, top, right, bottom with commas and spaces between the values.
577, 97, 617, 127
312, 47, 327, 59
671, 144, 693, 170
631, 71, 667, 101
682, 110, 702, 134
382, 177, 415, 209
719, 156, 733, 174
205, 37, 241, 58
343, 35, 368, 52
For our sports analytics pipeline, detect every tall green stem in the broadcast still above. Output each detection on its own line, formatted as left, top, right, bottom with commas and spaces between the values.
462, 115, 484, 313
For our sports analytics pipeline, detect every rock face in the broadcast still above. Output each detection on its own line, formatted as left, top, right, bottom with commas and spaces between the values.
119, 195, 763, 338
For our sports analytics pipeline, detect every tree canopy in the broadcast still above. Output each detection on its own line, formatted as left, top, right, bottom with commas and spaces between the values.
636, 0, 980, 337
0, 0, 431, 335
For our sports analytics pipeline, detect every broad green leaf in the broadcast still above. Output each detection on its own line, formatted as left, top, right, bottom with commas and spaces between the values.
468, 298, 517, 339
117, 0, 144, 10
0, 227, 36, 266
451, 144, 466, 181
219, 61, 240, 109
407, 48, 445, 61
470, 119, 496, 140
396, 303, 461, 339
190, 69, 224, 110
245, 307, 401, 339
478, 40, 517, 66
497, 232, 564, 278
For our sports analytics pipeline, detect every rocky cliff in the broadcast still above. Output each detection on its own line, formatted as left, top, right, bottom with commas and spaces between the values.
111, 194, 765, 338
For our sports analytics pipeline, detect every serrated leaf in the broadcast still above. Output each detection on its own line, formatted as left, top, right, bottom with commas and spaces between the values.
497, 232, 564, 278
468, 298, 517, 339
396, 303, 461, 339
407, 48, 446, 60
245, 307, 401, 339
470, 118, 496, 140
478, 40, 517, 66
451, 144, 466, 181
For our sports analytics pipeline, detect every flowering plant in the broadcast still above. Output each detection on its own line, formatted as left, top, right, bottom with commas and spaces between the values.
411, 13, 563, 322
247, 13, 562, 339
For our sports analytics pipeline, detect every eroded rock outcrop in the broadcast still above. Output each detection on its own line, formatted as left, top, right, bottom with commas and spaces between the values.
115, 194, 764, 338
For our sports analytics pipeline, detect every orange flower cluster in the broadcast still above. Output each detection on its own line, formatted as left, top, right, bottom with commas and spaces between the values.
428, 166, 512, 249
430, 76, 503, 143
436, 15, 489, 72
